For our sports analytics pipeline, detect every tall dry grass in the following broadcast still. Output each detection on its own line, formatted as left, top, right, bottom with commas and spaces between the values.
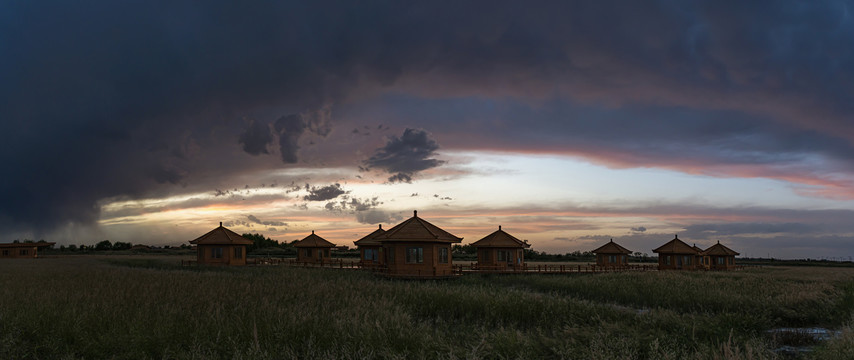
1, 257, 851, 359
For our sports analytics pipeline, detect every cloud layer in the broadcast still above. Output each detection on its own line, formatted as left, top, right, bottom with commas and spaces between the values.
2, 0, 854, 252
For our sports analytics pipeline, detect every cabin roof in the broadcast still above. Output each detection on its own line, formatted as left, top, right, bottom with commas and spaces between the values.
470, 226, 530, 248
353, 224, 386, 246
189, 224, 253, 245
293, 231, 336, 248
0, 241, 55, 248
652, 235, 699, 254
703, 241, 740, 256
375, 211, 463, 243
591, 239, 632, 254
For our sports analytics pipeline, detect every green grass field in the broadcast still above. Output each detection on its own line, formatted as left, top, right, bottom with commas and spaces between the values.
1, 256, 853, 359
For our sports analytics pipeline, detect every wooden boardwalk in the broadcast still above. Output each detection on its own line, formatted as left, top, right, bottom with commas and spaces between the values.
224, 258, 659, 276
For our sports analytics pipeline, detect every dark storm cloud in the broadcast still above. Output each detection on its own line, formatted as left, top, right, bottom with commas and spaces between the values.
239, 119, 273, 156
304, 184, 347, 201
3, 0, 854, 238
247, 215, 287, 227
364, 128, 445, 183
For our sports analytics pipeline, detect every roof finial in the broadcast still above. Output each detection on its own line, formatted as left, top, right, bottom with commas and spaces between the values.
675, 234, 679, 239
220, 222, 222, 227
311, 230, 314, 234
499, 225, 502, 230
378, 224, 382, 229
414, 210, 418, 217
610, 238, 613, 242
717, 240, 720, 244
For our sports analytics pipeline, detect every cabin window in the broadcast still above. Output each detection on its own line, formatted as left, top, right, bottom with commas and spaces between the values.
1, 250, 8, 256
498, 250, 511, 262
608, 255, 617, 263
211, 247, 223, 259
717, 257, 725, 265
664, 256, 670, 265
621, 255, 627, 263
728, 257, 734, 265
387, 247, 395, 264
482, 250, 491, 262
684, 256, 691, 265
20, 249, 28, 256
304, 249, 312, 258
439, 247, 449, 264
364, 248, 378, 261
234, 247, 243, 259
406, 247, 423, 264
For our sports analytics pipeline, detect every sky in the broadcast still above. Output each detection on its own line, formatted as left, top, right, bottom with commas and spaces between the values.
3, 1, 854, 259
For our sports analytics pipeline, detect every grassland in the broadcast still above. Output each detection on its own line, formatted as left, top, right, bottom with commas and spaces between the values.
1, 256, 853, 359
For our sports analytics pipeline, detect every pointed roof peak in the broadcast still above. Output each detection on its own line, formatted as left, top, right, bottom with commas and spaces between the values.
654, 236, 698, 254
593, 239, 631, 254
295, 231, 335, 248
190, 224, 252, 245
472, 226, 530, 248
354, 224, 387, 246
375, 212, 462, 243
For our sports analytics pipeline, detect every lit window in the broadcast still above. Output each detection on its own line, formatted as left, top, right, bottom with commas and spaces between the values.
406, 247, 423, 264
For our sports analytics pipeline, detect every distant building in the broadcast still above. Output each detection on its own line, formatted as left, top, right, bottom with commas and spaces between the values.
470, 226, 530, 271
702, 241, 740, 270
353, 224, 385, 267
652, 235, 700, 270
591, 239, 631, 266
0, 241, 55, 259
375, 211, 462, 277
189, 223, 253, 266
293, 231, 336, 264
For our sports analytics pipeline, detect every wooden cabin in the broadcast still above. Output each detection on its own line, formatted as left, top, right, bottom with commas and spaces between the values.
470, 225, 530, 271
189, 223, 253, 265
0, 241, 55, 258
692, 244, 706, 269
591, 239, 631, 266
652, 235, 700, 270
353, 224, 385, 267
293, 231, 335, 264
374, 210, 462, 277
702, 241, 739, 270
